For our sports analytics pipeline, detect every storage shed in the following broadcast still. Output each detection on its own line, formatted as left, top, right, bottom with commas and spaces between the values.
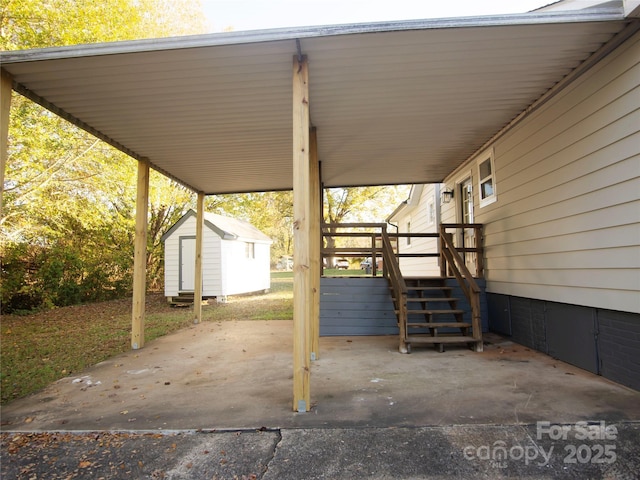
162, 210, 272, 303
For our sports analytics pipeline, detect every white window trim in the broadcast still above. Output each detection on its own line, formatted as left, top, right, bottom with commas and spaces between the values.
426, 197, 436, 227
477, 147, 497, 208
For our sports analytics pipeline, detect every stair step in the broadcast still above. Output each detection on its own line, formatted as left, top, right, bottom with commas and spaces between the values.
391, 287, 453, 294
407, 322, 470, 328
406, 285, 451, 289
405, 335, 479, 344
406, 297, 456, 303
405, 309, 465, 315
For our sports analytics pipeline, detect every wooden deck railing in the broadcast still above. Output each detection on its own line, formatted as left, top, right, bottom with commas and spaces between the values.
439, 223, 484, 278
380, 229, 408, 351
439, 225, 483, 351
321, 222, 387, 275
321, 222, 484, 353
321, 222, 484, 279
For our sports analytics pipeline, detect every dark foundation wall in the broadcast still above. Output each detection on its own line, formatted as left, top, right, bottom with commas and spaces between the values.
488, 293, 640, 391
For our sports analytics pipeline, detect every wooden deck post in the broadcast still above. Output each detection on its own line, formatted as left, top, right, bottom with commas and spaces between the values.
131, 158, 150, 349
292, 54, 311, 412
1, 69, 12, 218
309, 127, 320, 361
194, 192, 205, 323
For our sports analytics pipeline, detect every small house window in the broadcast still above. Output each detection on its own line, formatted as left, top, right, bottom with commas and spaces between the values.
426, 199, 435, 226
245, 242, 255, 259
477, 151, 497, 207
406, 221, 411, 246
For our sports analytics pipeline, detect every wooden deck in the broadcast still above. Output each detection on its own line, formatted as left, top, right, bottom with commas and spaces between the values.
321, 223, 485, 352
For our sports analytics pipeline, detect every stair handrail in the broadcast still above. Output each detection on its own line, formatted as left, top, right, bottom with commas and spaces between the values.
439, 226, 482, 347
439, 230, 481, 294
381, 230, 409, 352
380, 230, 407, 293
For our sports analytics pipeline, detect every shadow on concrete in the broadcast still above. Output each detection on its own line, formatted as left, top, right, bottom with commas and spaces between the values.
2, 320, 639, 478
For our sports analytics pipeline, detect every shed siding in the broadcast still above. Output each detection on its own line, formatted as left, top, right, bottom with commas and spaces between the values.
444, 32, 640, 313
163, 215, 222, 297
219, 239, 271, 296
164, 232, 180, 297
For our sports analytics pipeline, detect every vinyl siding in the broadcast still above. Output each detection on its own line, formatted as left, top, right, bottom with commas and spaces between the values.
219, 240, 271, 296
392, 184, 441, 277
443, 31, 640, 313
163, 233, 180, 296
163, 216, 222, 296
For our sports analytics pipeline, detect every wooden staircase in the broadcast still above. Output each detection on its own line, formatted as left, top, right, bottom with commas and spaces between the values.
381, 228, 483, 354
321, 222, 484, 354
401, 277, 479, 352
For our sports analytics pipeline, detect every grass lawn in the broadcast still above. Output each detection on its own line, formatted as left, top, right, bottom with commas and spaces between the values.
0, 272, 295, 405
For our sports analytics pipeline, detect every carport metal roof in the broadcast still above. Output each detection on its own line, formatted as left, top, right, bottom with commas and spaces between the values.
0, 4, 637, 194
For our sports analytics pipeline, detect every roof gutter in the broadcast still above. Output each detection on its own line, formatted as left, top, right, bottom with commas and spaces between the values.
0, 7, 627, 63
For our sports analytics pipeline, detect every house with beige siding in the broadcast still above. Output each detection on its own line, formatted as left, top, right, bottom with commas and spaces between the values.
392, 22, 640, 389
2, 0, 639, 409
387, 184, 442, 277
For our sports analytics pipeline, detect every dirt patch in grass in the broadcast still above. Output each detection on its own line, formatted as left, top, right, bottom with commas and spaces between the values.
1, 274, 293, 405
1, 294, 192, 405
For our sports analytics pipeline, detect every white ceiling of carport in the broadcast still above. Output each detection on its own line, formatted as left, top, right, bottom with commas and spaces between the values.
0, 7, 634, 193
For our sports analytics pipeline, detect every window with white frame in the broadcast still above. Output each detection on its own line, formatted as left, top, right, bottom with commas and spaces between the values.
245, 242, 255, 259
477, 150, 497, 207
426, 198, 435, 227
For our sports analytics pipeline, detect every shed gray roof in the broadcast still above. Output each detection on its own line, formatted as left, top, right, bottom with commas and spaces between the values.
161, 210, 272, 243
2, 3, 638, 194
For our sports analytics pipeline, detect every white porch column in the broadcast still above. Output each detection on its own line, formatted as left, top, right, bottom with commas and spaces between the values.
194, 191, 205, 323
131, 158, 150, 349
292, 54, 311, 412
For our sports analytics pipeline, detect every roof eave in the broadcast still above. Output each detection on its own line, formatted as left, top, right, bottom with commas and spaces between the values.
0, 6, 627, 64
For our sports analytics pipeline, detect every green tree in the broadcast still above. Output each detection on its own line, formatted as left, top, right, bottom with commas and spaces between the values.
207, 191, 294, 265
323, 186, 410, 266
1, 0, 206, 312
203, 186, 408, 268
0, 0, 207, 49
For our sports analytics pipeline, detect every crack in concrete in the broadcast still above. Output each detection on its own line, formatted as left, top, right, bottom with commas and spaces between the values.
260, 429, 282, 479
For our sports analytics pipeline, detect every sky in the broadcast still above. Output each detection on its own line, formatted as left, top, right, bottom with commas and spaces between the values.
201, 0, 556, 32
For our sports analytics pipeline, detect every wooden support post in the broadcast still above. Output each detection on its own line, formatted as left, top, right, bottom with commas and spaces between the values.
1, 69, 12, 218
131, 159, 150, 349
292, 54, 311, 412
194, 192, 205, 323
439, 226, 447, 277
309, 127, 320, 361
475, 225, 484, 278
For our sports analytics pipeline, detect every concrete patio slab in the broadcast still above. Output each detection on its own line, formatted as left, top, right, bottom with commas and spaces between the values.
2, 320, 640, 479
2, 320, 638, 431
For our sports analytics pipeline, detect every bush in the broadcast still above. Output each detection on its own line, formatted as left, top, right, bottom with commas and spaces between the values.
1, 240, 133, 314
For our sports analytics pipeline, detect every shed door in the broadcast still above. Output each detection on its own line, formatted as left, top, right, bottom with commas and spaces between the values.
179, 236, 196, 292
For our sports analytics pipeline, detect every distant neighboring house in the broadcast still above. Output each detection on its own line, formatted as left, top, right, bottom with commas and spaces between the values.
391, 25, 640, 390
162, 210, 272, 303
387, 184, 442, 277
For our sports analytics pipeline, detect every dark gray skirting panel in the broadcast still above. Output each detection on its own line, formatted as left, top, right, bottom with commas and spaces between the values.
487, 293, 639, 391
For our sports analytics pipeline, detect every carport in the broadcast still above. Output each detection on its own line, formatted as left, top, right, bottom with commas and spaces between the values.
1, 3, 638, 412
